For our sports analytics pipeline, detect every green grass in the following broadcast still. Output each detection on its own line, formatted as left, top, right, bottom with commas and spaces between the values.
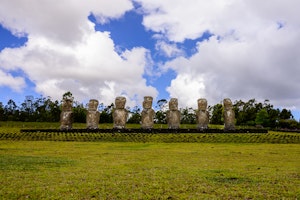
1, 121, 300, 143
0, 141, 299, 199
0, 121, 221, 129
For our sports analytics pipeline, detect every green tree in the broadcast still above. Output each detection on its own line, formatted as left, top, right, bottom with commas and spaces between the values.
180, 107, 196, 124
233, 99, 261, 126
210, 103, 223, 125
73, 102, 86, 123
155, 110, 166, 124
5, 99, 18, 121
100, 103, 113, 123
255, 109, 269, 127
62, 91, 74, 101
127, 106, 141, 124
157, 99, 167, 110
278, 119, 299, 129
0, 102, 4, 122
279, 108, 292, 120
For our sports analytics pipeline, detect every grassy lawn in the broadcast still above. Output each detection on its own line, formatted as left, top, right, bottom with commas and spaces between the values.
0, 121, 224, 129
0, 141, 299, 199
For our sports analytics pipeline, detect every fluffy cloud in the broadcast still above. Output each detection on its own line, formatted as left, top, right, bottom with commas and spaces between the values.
0, 0, 157, 107
137, 0, 300, 112
0, 70, 25, 92
155, 40, 184, 58
1, 0, 300, 115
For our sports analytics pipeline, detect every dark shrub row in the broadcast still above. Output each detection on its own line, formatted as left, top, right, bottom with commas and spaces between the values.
1, 131, 299, 144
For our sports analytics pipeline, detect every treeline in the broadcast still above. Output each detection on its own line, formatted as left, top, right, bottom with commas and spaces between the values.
0, 95, 299, 129
209, 99, 298, 129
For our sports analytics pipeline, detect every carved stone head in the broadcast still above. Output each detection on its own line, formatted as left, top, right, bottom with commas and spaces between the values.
115, 96, 126, 109
88, 99, 99, 111
169, 98, 178, 111
143, 96, 153, 109
197, 98, 207, 111
223, 98, 233, 110
62, 99, 72, 112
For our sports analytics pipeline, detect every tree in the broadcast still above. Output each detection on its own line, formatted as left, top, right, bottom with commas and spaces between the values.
210, 103, 223, 124
266, 108, 280, 128
73, 102, 86, 123
47, 99, 61, 122
155, 110, 166, 124
62, 91, 74, 101
280, 109, 292, 120
100, 103, 113, 123
180, 107, 196, 124
157, 99, 167, 110
127, 106, 141, 124
5, 99, 18, 121
0, 102, 4, 122
233, 99, 261, 126
278, 119, 299, 129
255, 109, 269, 127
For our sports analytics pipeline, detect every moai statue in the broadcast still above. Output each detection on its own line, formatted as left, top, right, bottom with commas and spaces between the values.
86, 99, 100, 129
141, 96, 155, 129
223, 98, 235, 130
166, 98, 181, 129
60, 99, 73, 130
196, 98, 209, 130
113, 96, 128, 129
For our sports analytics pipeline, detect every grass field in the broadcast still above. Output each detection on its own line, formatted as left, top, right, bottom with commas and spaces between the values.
0, 122, 299, 199
0, 121, 228, 129
0, 141, 299, 199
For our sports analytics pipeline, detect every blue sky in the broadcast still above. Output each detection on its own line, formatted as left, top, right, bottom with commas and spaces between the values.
0, 0, 300, 119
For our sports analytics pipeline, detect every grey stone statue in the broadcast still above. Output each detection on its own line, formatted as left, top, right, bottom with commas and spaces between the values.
166, 98, 180, 129
196, 98, 209, 130
60, 99, 73, 130
113, 96, 128, 129
86, 99, 100, 129
141, 96, 155, 129
223, 98, 235, 130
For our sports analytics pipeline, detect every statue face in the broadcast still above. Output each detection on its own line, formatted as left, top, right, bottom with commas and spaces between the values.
62, 99, 72, 111
169, 98, 178, 110
115, 96, 126, 109
143, 96, 153, 109
223, 98, 233, 109
88, 99, 99, 111
198, 98, 207, 110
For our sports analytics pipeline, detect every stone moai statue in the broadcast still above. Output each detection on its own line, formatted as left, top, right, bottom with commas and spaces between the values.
223, 98, 235, 130
166, 98, 181, 129
60, 99, 73, 130
113, 96, 128, 129
86, 99, 100, 129
141, 96, 155, 129
196, 98, 209, 130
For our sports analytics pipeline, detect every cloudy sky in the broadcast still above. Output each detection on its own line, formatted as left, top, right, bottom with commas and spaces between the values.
0, 0, 300, 118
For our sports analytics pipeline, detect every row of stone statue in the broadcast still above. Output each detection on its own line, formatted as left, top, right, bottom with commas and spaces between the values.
60, 96, 235, 130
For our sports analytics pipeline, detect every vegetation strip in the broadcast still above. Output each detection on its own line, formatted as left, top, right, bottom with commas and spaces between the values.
20, 128, 268, 134
1, 131, 299, 143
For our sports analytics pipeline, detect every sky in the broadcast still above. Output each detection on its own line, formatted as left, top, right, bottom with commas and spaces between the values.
0, 0, 300, 119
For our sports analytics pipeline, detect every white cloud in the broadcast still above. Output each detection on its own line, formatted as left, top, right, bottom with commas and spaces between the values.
1, 0, 300, 116
137, 0, 300, 42
0, 70, 25, 92
155, 40, 183, 58
167, 74, 205, 109
137, 0, 300, 113
0, 0, 133, 44
0, 0, 157, 107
